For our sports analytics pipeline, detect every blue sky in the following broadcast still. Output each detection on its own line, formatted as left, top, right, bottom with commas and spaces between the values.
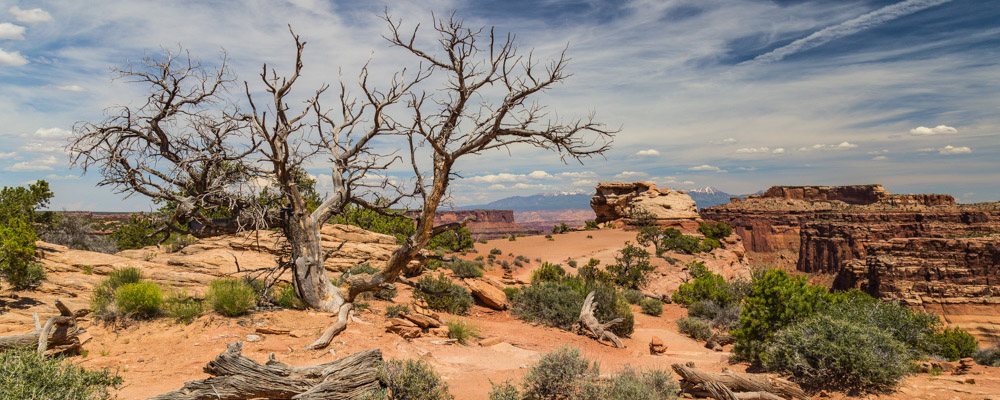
0, 0, 998, 210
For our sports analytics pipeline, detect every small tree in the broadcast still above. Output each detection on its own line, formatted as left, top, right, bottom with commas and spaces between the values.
607, 242, 654, 289
0, 181, 53, 290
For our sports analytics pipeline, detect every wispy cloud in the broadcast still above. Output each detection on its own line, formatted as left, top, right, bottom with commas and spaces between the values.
55, 85, 86, 92
735, 146, 770, 153
910, 124, 957, 135
4, 155, 60, 172
635, 149, 660, 156
0, 22, 25, 40
938, 145, 971, 155
688, 164, 726, 172
709, 138, 737, 145
799, 142, 858, 151
745, 0, 953, 65
9, 6, 53, 23
615, 171, 648, 179
0, 48, 28, 66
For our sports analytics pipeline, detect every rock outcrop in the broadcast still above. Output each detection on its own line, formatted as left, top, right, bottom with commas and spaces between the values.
701, 184, 1000, 342
591, 182, 699, 226
422, 209, 542, 239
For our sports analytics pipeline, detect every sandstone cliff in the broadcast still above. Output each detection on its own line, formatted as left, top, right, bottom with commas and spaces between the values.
590, 182, 699, 227
420, 209, 542, 239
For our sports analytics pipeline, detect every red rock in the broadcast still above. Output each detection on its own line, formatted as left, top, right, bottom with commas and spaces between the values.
649, 336, 667, 355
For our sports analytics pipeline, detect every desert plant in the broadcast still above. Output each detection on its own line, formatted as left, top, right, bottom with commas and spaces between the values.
374, 359, 454, 400
623, 289, 644, 305
677, 317, 713, 341
272, 283, 305, 309
584, 220, 599, 230
627, 208, 657, 228
447, 320, 481, 345
521, 347, 598, 400
567, 260, 578, 268
427, 227, 474, 253
490, 248, 502, 255
446, 258, 484, 278
576, 366, 680, 400
697, 221, 733, 241
512, 277, 634, 338
761, 313, 911, 393
109, 214, 161, 250
502, 287, 519, 300
974, 344, 1000, 367
207, 278, 256, 317
40, 214, 119, 254
508, 235, 517, 241
0, 347, 123, 400
933, 326, 978, 361
164, 291, 202, 323
414, 273, 473, 315
488, 380, 520, 400
0, 181, 53, 290
91, 267, 149, 322
687, 300, 741, 330
384, 304, 411, 318
640, 298, 663, 316
114, 281, 164, 319
531, 262, 566, 283
671, 269, 739, 307
606, 242, 654, 289
823, 290, 940, 356
552, 223, 570, 234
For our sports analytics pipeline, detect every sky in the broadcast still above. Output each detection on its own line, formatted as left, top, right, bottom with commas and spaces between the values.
0, 0, 998, 211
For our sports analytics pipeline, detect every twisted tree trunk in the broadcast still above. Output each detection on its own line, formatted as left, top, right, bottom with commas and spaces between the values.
573, 290, 625, 348
671, 364, 807, 400
0, 299, 83, 354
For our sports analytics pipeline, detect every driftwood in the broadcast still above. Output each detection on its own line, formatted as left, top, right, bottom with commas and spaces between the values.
148, 342, 382, 400
572, 291, 624, 348
671, 364, 807, 400
705, 332, 736, 351
0, 299, 83, 355
691, 383, 784, 400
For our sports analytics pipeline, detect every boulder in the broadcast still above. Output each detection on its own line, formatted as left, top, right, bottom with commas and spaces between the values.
464, 278, 509, 310
590, 182, 698, 224
386, 325, 422, 339
649, 336, 667, 355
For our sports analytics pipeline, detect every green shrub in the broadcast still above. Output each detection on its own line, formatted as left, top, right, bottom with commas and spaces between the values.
552, 223, 570, 234
109, 214, 161, 250
428, 227, 474, 252
272, 283, 304, 309
761, 313, 911, 393
607, 242, 655, 289
531, 262, 566, 283
585, 220, 599, 230
677, 317, 713, 341
414, 273, 473, 315
640, 298, 663, 316
384, 304, 411, 318
823, 290, 940, 356
0, 181, 53, 290
732, 269, 835, 362
164, 291, 202, 323
488, 380, 520, 400
0, 347, 123, 400
331, 204, 415, 244
933, 326, 978, 361
114, 282, 163, 318
687, 300, 741, 330
512, 278, 634, 338
624, 289, 645, 305
207, 278, 256, 317
628, 208, 657, 228
502, 287, 520, 300
974, 344, 1000, 367
576, 366, 680, 400
697, 221, 733, 241
490, 248, 502, 255
375, 359, 454, 400
91, 267, 150, 322
447, 320, 481, 345
567, 260, 578, 268
671, 269, 739, 307
521, 347, 598, 400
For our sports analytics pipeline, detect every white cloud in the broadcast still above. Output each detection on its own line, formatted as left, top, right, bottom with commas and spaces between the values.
688, 164, 725, 172
635, 149, 660, 156
559, 171, 596, 179
572, 179, 597, 187
916, 148, 935, 152
836, 141, 858, 149
681, 180, 695, 185
527, 170, 553, 179
31, 127, 72, 139
56, 85, 86, 92
871, 155, 888, 160
0, 151, 16, 159
614, 171, 648, 180
9, 6, 53, 23
909, 124, 957, 136
0, 48, 28, 66
938, 145, 971, 155
468, 173, 524, 184
867, 149, 889, 155
772, 148, 785, 154
710, 138, 738, 145
798, 142, 858, 151
487, 184, 506, 190
0, 22, 25, 40
45, 174, 80, 180
5, 155, 59, 171
735, 146, 770, 153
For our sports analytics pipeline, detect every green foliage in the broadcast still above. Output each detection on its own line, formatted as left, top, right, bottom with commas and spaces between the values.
502, 287, 520, 300
623, 289, 644, 305
114, 282, 164, 319
447, 258, 484, 278
414, 273, 473, 315
384, 304, 411, 318
822, 290, 940, 357
428, 227, 474, 252
671, 269, 740, 308
512, 276, 634, 338
687, 300, 741, 330
0, 347, 123, 400
677, 317, 713, 341
109, 214, 160, 250
490, 248, 502, 255
640, 298, 663, 316
331, 204, 415, 244
635, 225, 661, 250
627, 208, 657, 228
488, 380, 520, 400
272, 283, 305, 309
446, 320, 481, 345
607, 242, 654, 289
531, 262, 566, 283
40, 214, 118, 254
521, 347, 598, 400
761, 313, 911, 393
552, 223, 570, 234
508, 235, 516, 241
164, 291, 202, 323
0, 180, 54, 226
584, 220, 599, 230
933, 327, 978, 361
207, 278, 256, 317
575, 367, 680, 400
375, 359, 454, 400
974, 344, 1000, 367
697, 221, 733, 241
567, 260, 577, 268
91, 267, 149, 322
0, 181, 54, 290
732, 269, 835, 362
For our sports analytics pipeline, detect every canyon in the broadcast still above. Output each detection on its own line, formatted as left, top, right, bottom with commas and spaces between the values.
700, 184, 1000, 342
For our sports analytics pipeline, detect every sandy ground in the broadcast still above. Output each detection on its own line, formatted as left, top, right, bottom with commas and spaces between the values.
2, 228, 999, 399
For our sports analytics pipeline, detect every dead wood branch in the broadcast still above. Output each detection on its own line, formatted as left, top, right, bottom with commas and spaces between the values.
572, 290, 624, 348
671, 364, 807, 400
0, 299, 83, 355
148, 342, 382, 400
705, 332, 736, 351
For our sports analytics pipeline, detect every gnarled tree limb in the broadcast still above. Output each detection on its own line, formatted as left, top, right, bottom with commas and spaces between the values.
0, 299, 82, 355
671, 363, 808, 400
572, 290, 624, 348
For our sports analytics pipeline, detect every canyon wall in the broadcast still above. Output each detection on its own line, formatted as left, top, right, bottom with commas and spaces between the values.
702, 185, 1000, 342
431, 209, 542, 239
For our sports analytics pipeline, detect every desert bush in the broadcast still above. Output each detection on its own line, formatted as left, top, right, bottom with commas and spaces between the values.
606, 242, 654, 289
272, 283, 305, 309
584, 220, 599, 230
933, 326, 978, 361
552, 223, 570, 234
761, 313, 911, 393
164, 291, 202, 323
331, 204, 415, 244
697, 221, 733, 241
677, 317, 713, 341
732, 269, 835, 362
374, 359, 454, 400
114, 281, 164, 319
623, 289, 644, 305
384, 304, 411, 318
502, 287, 519, 300
91, 267, 148, 321
823, 290, 940, 356
974, 344, 1000, 367
521, 347, 598, 400
109, 214, 160, 250
687, 300, 741, 330
0, 347, 123, 400
512, 277, 634, 338
488, 380, 520, 400
531, 262, 566, 283
566, 260, 578, 268
671, 268, 740, 308
628, 208, 657, 228
428, 227, 474, 252
0, 181, 53, 290
640, 298, 663, 316
446, 258, 484, 278
490, 248, 502, 255
207, 278, 256, 317
40, 214, 119, 254
447, 320, 481, 345
414, 273, 473, 315
576, 366, 680, 400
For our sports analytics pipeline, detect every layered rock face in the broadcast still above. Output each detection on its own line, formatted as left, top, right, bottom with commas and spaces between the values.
702, 185, 1000, 341
591, 182, 699, 227
429, 209, 541, 239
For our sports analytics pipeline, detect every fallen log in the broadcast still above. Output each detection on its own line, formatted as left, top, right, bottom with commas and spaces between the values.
148, 342, 382, 400
572, 290, 625, 348
0, 299, 83, 355
705, 332, 736, 351
671, 364, 807, 400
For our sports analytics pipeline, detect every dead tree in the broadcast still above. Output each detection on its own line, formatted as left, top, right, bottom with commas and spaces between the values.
573, 290, 625, 348
671, 363, 808, 400
71, 13, 615, 350
148, 342, 381, 400
0, 299, 83, 354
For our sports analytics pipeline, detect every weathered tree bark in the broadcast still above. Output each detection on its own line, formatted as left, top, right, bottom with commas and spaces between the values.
572, 290, 625, 348
148, 342, 382, 400
0, 299, 82, 355
671, 363, 807, 400
705, 332, 736, 351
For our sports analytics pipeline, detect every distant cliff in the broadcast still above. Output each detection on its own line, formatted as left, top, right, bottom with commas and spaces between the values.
428, 209, 541, 239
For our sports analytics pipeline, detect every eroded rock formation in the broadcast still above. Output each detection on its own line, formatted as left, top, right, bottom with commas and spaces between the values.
701, 184, 1000, 342
591, 182, 699, 227
423, 209, 542, 239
